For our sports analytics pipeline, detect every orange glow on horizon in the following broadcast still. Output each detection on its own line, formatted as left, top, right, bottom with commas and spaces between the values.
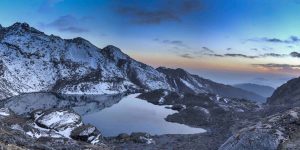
129, 53, 300, 77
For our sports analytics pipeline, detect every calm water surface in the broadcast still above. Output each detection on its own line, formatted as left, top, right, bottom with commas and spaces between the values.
79, 94, 206, 136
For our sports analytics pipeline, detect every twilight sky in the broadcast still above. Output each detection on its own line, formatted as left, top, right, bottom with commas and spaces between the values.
1, 0, 300, 87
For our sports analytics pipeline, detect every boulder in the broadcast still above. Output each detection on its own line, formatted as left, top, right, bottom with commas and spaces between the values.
34, 109, 82, 130
0, 108, 11, 117
71, 124, 103, 144
130, 132, 155, 144
171, 104, 186, 111
116, 133, 130, 141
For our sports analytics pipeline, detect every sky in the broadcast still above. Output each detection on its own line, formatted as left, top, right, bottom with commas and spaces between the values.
0, 0, 300, 87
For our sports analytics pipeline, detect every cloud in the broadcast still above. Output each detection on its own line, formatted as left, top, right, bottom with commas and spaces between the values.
248, 36, 300, 44
290, 51, 300, 58
40, 15, 88, 33
207, 53, 258, 59
261, 53, 287, 57
262, 47, 274, 51
252, 63, 300, 71
224, 54, 258, 59
208, 54, 224, 57
155, 38, 190, 49
115, 0, 202, 24
179, 53, 194, 59
201, 47, 214, 53
207, 53, 286, 59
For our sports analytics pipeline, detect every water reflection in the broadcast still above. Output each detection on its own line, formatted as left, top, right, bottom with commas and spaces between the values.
2, 92, 124, 115
2, 92, 206, 136
82, 94, 206, 136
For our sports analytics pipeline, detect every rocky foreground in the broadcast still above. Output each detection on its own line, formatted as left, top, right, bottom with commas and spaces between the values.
132, 89, 300, 150
220, 107, 300, 150
1, 89, 300, 149
0, 108, 109, 150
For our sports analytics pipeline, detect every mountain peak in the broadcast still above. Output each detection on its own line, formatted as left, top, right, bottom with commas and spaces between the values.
6, 22, 44, 35
66, 37, 92, 46
103, 45, 122, 51
175, 68, 188, 73
10, 22, 30, 30
101, 45, 128, 61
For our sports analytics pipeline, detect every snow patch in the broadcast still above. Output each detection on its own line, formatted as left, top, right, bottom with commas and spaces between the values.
0, 108, 10, 116
289, 110, 298, 119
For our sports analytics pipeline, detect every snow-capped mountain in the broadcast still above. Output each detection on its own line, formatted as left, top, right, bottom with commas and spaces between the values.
0, 22, 171, 99
0, 22, 263, 102
156, 67, 265, 102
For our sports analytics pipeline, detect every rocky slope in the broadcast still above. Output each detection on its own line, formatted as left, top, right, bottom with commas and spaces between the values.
233, 83, 275, 98
138, 89, 260, 128
136, 90, 261, 149
219, 107, 300, 150
136, 78, 300, 150
218, 76, 300, 150
267, 76, 300, 105
157, 67, 265, 102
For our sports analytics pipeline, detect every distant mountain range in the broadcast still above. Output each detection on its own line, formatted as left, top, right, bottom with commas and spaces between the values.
0, 22, 263, 102
233, 83, 275, 98
157, 67, 265, 102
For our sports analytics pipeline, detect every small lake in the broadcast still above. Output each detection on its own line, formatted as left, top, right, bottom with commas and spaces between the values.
79, 94, 206, 136
2, 93, 206, 137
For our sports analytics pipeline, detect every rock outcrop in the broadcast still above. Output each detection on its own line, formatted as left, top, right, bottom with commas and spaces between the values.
219, 107, 300, 150
0, 107, 108, 149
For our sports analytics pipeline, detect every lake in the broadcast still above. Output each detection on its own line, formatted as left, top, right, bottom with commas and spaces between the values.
79, 94, 206, 136
3, 93, 206, 137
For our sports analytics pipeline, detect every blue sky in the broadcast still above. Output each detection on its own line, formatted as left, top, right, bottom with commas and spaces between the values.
1, 0, 300, 87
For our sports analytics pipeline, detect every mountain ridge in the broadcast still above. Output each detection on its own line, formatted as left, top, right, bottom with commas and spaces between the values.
0, 22, 263, 102
267, 76, 300, 105
0, 22, 171, 99
156, 67, 265, 102
233, 83, 275, 98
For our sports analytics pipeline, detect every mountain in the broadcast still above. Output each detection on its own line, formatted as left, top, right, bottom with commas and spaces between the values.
156, 67, 265, 102
233, 83, 275, 98
0, 22, 172, 99
0, 22, 263, 102
267, 76, 300, 105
